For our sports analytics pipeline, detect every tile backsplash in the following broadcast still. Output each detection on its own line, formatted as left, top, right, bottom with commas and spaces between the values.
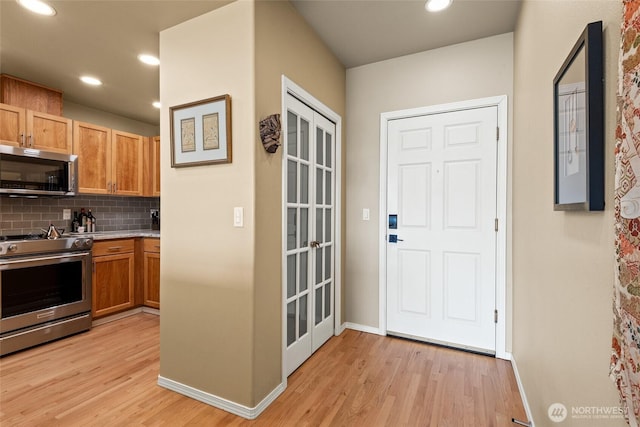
0, 195, 159, 236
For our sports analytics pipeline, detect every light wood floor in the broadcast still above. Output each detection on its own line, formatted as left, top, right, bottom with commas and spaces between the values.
0, 313, 527, 426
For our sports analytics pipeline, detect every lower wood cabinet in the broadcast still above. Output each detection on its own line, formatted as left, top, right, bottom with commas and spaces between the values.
92, 239, 135, 318
143, 238, 160, 309
91, 237, 160, 318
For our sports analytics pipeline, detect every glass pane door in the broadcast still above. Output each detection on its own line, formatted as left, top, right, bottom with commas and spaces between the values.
311, 115, 335, 352
285, 98, 313, 375
284, 94, 336, 376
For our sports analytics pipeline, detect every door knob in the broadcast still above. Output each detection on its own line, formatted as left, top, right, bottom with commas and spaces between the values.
310, 240, 321, 248
388, 235, 404, 243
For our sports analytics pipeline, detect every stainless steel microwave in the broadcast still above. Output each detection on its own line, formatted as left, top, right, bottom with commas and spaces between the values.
0, 145, 78, 197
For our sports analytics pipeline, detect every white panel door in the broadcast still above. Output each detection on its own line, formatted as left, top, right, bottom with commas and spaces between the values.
386, 106, 498, 353
285, 95, 335, 376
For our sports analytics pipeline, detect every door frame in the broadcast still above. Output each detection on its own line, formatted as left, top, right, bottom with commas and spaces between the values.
281, 76, 343, 384
378, 95, 508, 359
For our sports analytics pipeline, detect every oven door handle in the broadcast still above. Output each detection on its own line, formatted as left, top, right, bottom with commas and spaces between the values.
0, 252, 89, 267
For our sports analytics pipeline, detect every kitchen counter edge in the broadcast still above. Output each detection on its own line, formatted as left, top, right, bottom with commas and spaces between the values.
70, 230, 160, 240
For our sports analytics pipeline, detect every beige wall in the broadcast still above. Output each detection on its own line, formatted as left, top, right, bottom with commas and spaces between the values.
345, 34, 514, 338
512, 1, 623, 425
64, 100, 160, 136
159, 1, 256, 406
253, 0, 345, 404
159, 0, 344, 409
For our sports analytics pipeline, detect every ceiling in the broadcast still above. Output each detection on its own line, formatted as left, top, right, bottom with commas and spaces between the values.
0, 0, 521, 127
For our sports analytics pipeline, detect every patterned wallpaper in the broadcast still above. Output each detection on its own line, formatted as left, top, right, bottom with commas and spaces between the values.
0, 195, 159, 236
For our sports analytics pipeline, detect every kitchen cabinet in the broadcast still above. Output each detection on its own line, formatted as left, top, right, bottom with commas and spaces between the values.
92, 239, 135, 318
73, 121, 111, 194
143, 136, 160, 197
0, 103, 72, 154
1, 74, 63, 116
0, 103, 24, 147
112, 130, 144, 196
73, 122, 144, 196
143, 238, 160, 309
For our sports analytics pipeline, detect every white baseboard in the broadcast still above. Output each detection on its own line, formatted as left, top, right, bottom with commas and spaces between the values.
336, 322, 347, 335
157, 375, 285, 420
508, 352, 535, 426
345, 322, 385, 336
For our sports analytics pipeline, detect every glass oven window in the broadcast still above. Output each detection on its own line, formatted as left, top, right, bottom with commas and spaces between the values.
1, 260, 83, 318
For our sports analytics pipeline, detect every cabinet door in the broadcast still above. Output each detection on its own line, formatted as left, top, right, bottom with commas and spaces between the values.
152, 136, 161, 196
0, 74, 63, 116
73, 121, 112, 194
0, 103, 26, 147
26, 110, 72, 154
112, 130, 143, 196
92, 252, 135, 318
144, 251, 160, 309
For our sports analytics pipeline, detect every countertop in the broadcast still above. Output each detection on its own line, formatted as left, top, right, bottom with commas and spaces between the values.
68, 229, 160, 240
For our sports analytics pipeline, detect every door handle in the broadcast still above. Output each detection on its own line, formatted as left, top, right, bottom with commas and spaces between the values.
310, 240, 321, 248
388, 234, 404, 243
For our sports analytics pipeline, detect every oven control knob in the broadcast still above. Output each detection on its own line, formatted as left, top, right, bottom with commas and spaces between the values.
84, 239, 92, 247
8, 244, 17, 252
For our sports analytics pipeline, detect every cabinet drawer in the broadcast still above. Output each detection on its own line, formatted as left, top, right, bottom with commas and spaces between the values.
144, 238, 160, 253
92, 239, 134, 257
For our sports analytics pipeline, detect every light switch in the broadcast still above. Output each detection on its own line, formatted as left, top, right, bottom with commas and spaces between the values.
234, 207, 244, 227
63, 209, 71, 220
362, 208, 370, 221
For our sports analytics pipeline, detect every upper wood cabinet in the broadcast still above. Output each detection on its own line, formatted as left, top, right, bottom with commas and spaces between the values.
74, 122, 143, 196
0, 103, 72, 154
0, 103, 25, 147
28, 110, 73, 154
1, 74, 63, 116
73, 121, 112, 194
112, 130, 144, 196
143, 136, 160, 197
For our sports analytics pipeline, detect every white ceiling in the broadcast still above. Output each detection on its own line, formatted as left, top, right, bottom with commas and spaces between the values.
0, 0, 521, 126
291, 0, 522, 68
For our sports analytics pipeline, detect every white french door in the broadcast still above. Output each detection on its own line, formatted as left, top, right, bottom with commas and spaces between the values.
284, 94, 335, 376
386, 105, 499, 353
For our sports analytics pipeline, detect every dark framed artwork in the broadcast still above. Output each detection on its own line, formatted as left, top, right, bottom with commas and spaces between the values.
553, 21, 604, 211
170, 94, 232, 167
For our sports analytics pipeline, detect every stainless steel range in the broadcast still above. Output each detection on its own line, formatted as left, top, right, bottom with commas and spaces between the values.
0, 234, 93, 356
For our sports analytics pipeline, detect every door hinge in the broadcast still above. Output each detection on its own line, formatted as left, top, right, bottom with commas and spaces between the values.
494, 309, 498, 323
496, 126, 500, 141
494, 218, 499, 232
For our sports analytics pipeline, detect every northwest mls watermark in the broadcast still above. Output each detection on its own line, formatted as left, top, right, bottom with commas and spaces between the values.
548, 402, 627, 423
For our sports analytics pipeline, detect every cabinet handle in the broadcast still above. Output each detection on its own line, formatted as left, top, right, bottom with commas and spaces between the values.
113, 183, 117, 193
155, 245, 160, 249
28, 134, 33, 147
20, 132, 25, 146
107, 246, 123, 251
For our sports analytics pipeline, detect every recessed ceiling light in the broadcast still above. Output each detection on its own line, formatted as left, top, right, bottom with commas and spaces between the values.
138, 54, 160, 66
152, 102, 161, 109
17, 0, 56, 16
80, 76, 102, 86
425, 0, 452, 12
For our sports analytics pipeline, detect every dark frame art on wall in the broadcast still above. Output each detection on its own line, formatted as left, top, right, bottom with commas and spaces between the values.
553, 21, 604, 211
170, 94, 232, 167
